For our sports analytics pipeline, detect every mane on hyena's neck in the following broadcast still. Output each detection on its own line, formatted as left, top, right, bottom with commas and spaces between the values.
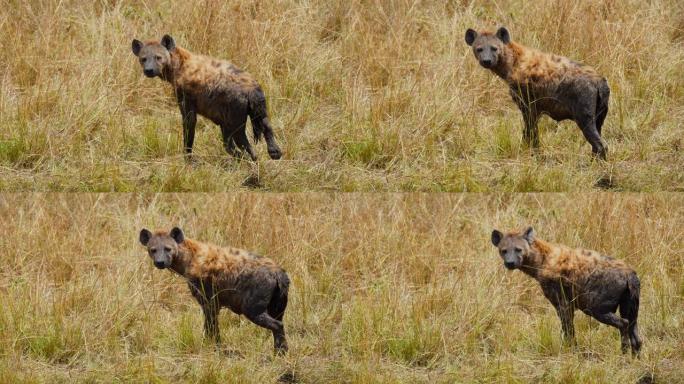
520, 238, 553, 274
492, 41, 527, 82
163, 46, 191, 83
169, 238, 198, 276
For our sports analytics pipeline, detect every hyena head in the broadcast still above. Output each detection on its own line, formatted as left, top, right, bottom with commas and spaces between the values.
465, 27, 511, 69
139, 227, 185, 269
491, 227, 534, 270
131, 35, 176, 78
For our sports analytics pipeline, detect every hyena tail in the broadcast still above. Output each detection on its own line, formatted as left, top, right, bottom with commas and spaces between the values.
595, 78, 610, 135
620, 272, 642, 354
247, 87, 268, 142
268, 269, 290, 321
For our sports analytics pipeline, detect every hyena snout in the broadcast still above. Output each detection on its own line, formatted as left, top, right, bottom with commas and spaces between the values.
151, 250, 173, 269
140, 58, 164, 78
502, 253, 521, 270
476, 49, 499, 69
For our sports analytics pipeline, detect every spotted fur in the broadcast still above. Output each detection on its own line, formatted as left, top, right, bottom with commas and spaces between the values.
491, 227, 642, 355
131, 35, 283, 161
466, 27, 610, 159
139, 227, 289, 353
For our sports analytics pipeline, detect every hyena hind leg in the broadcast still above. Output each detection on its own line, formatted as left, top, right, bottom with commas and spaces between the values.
589, 311, 630, 353
252, 116, 282, 160
233, 129, 257, 161
220, 126, 241, 159
619, 294, 642, 355
246, 311, 288, 353
576, 115, 607, 160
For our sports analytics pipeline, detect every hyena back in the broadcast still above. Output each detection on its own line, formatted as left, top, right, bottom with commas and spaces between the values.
139, 227, 289, 353
466, 27, 610, 159
131, 35, 282, 161
491, 227, 641, 355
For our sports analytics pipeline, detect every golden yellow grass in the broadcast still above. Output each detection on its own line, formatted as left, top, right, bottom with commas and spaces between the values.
0, 1, 683, 191
0, 193, 682, 383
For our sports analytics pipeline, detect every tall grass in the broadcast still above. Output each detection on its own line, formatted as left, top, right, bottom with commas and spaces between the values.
0, 1, 682, 191
0, 193, 682, 382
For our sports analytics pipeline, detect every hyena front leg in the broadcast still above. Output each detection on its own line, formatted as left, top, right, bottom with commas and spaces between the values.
510, 88, 540, 148
544, 286, 576, 344
177, 94, 197, 158
189, 279, 221, 343
201, 301, 221, 343
522, 109, 540, 149
554, 302, 576, 344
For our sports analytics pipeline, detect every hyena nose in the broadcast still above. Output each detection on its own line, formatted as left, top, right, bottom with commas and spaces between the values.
154, 260, 165, 269
143, 69, 155, 77
504, 261, 516, 270
481, 59, 493, 68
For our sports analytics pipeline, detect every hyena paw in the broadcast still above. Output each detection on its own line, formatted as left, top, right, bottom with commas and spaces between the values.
268, 147, 283, 160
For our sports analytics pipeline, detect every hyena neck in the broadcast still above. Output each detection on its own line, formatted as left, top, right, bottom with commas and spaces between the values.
520, 238, 552, 278
170, 238, 197, 276
162, 46, 192, 84
492, 41, 525, 84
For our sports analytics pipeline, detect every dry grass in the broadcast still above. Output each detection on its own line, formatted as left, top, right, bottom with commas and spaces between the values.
0, 0, 682, 191
0, 193, 682, 383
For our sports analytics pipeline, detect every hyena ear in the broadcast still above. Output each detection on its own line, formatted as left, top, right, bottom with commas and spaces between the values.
465, 29, 477, 46
139, 228, 152, 246
170, 227, 184, 244
491, 230, 503, 246
523, 227, 535, 244
132, 39, 143, 56
496, 27, 511, 44
161, 34, 176, 52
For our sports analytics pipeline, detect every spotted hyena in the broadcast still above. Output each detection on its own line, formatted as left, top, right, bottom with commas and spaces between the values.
139, 227, 290, 353
491, 227, 642, 355
466, 27, 610, 159
131, 35, 282, 161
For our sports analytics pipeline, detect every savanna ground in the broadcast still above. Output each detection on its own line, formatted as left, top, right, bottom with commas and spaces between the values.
0, 1, 683, 191
0, 193, 682, 383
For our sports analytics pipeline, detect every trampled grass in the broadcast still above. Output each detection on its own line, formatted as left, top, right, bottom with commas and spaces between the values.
0, 193, 682, 383
0, 1, 682, 191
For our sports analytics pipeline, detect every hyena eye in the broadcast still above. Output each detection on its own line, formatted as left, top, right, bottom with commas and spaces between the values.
514, 247, 522, 253
163, 246, 171, 252
149, 247, 156, 253
140, 58, 146, 63
155, 55, 162, 61
476, 47, 484, 53
491, 47, 498, 52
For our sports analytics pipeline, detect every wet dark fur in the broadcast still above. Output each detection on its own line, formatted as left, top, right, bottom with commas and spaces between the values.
466, 27, 610, 159
132, 35, 283, 161
139, 227, 289, 353
491, 227, 642, 355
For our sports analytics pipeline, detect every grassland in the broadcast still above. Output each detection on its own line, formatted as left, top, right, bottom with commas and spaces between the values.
0, 1, 683, 191
0, 193, 682, 383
